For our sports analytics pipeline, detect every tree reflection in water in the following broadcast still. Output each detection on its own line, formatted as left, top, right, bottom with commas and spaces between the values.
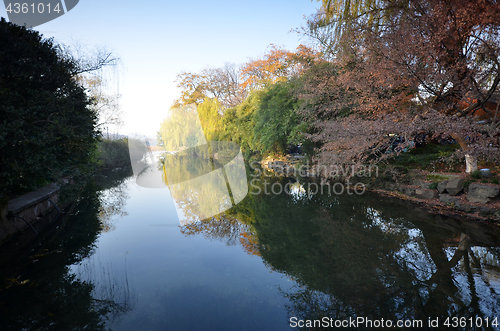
0, 173, 134, 331
183, 174, 500, 329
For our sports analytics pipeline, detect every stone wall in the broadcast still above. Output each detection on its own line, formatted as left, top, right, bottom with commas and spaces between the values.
0, 183, 60, 244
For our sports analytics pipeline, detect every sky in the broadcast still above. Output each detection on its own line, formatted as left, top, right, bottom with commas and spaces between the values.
0, 0, 320, 137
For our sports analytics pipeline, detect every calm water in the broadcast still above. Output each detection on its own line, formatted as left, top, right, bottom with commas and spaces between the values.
1, 169, 500, 331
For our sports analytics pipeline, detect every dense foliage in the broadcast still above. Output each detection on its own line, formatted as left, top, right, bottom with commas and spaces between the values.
159, 0, 499, 174
97, 139, 131, 169
0, 19, 98, 195
303, 0, 500, 173
158, 45, 317, 158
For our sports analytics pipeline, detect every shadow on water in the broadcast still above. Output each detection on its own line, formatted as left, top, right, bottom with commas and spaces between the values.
0, 169, 135, 331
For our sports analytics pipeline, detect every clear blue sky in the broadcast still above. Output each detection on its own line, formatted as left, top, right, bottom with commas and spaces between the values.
1, 0, 320, 136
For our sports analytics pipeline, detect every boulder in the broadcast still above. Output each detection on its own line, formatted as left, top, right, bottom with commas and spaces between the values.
455, 201, 475, 212
479, 206, 495, 216
411, 179, 429, 189
467, 184, 500, 204
446, 177, 464, 196
403, 187, 416, 197
385, 182, 399, 191
439, 194, 458, 205
415, 189, 438, 200
437, 181, 448, 193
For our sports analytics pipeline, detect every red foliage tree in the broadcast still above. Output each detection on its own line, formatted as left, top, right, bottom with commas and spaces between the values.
300, 0, 500, 174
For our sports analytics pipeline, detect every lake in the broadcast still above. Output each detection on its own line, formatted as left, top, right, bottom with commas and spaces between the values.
1, 167, 500, 330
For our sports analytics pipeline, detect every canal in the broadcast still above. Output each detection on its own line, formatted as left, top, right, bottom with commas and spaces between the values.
1, 167, 500, 330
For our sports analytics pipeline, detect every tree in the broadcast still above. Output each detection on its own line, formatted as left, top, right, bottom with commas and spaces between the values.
0, 19, 98, 195
301, 0, 500, 173
240, 44, 319, 90
172, 63, 246, 109
157, 104, 206, 151
253, 80, 305, 155
58, 43, 120, 75
79, 74, 123, 131
59, 43, 122, 133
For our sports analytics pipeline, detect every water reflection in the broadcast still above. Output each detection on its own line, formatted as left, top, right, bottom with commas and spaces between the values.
2, 168, 500, 330
188, 174, 500, 329
0, 173, 134, 331
131, 104, 248, 225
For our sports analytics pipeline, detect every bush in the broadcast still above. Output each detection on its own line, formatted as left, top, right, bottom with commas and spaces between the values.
428, 182, 438, 190
471, 170, 482, 179
97, 139, 131, 169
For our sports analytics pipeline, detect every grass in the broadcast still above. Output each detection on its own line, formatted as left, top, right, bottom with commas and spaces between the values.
390, 143, 460, 171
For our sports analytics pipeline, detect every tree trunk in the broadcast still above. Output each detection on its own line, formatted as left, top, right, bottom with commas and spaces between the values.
465, 154, 478, 173
451, 133, 477, 173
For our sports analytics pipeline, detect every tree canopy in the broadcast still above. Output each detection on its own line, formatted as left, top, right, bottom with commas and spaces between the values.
0, 19, 98, 195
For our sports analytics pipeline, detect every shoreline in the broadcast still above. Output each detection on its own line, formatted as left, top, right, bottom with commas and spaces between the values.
260, 157, 500, 223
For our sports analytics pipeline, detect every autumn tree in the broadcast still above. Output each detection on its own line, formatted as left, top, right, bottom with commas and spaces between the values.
301, 0, 500, 173
79, 75, 122, 131
173, 63, 245, 109
240, 44, 319, 90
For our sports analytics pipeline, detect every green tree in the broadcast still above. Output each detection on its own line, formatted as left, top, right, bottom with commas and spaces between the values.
0, 19, 98, 195
220, 92, 261, 156
197, 98, 224, 142
253, 80, 304, 155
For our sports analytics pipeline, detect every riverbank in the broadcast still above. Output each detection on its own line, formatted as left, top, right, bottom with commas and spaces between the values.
0, 165, 133, 248
261, 156, 500, 223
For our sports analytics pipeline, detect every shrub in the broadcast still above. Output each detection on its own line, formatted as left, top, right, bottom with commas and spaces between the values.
97, 139, 131, 169
471, 170, 482, 179
428, 182, 438, 190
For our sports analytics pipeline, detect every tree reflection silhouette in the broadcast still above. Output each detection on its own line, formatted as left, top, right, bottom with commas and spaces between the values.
0, 176, 134, 331
180, 172, 500, 329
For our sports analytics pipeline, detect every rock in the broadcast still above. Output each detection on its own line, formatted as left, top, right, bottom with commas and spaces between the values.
415, 189, 438, 200
437, 181, 448, 193
479, 206, 495, 216
456, 201, 475, 212
480, 168, 492, 178
411, 179, 428, 189
385, 182, 399, 191
440, 194, 458, 205
495, 209, 500, 219
403, 187, 416, 197
467, 184, 500, 204
446, 178, 464, 196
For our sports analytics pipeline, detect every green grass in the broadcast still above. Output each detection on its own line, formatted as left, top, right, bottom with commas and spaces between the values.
390, 143, 459, 170
426, 174, 451, 182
